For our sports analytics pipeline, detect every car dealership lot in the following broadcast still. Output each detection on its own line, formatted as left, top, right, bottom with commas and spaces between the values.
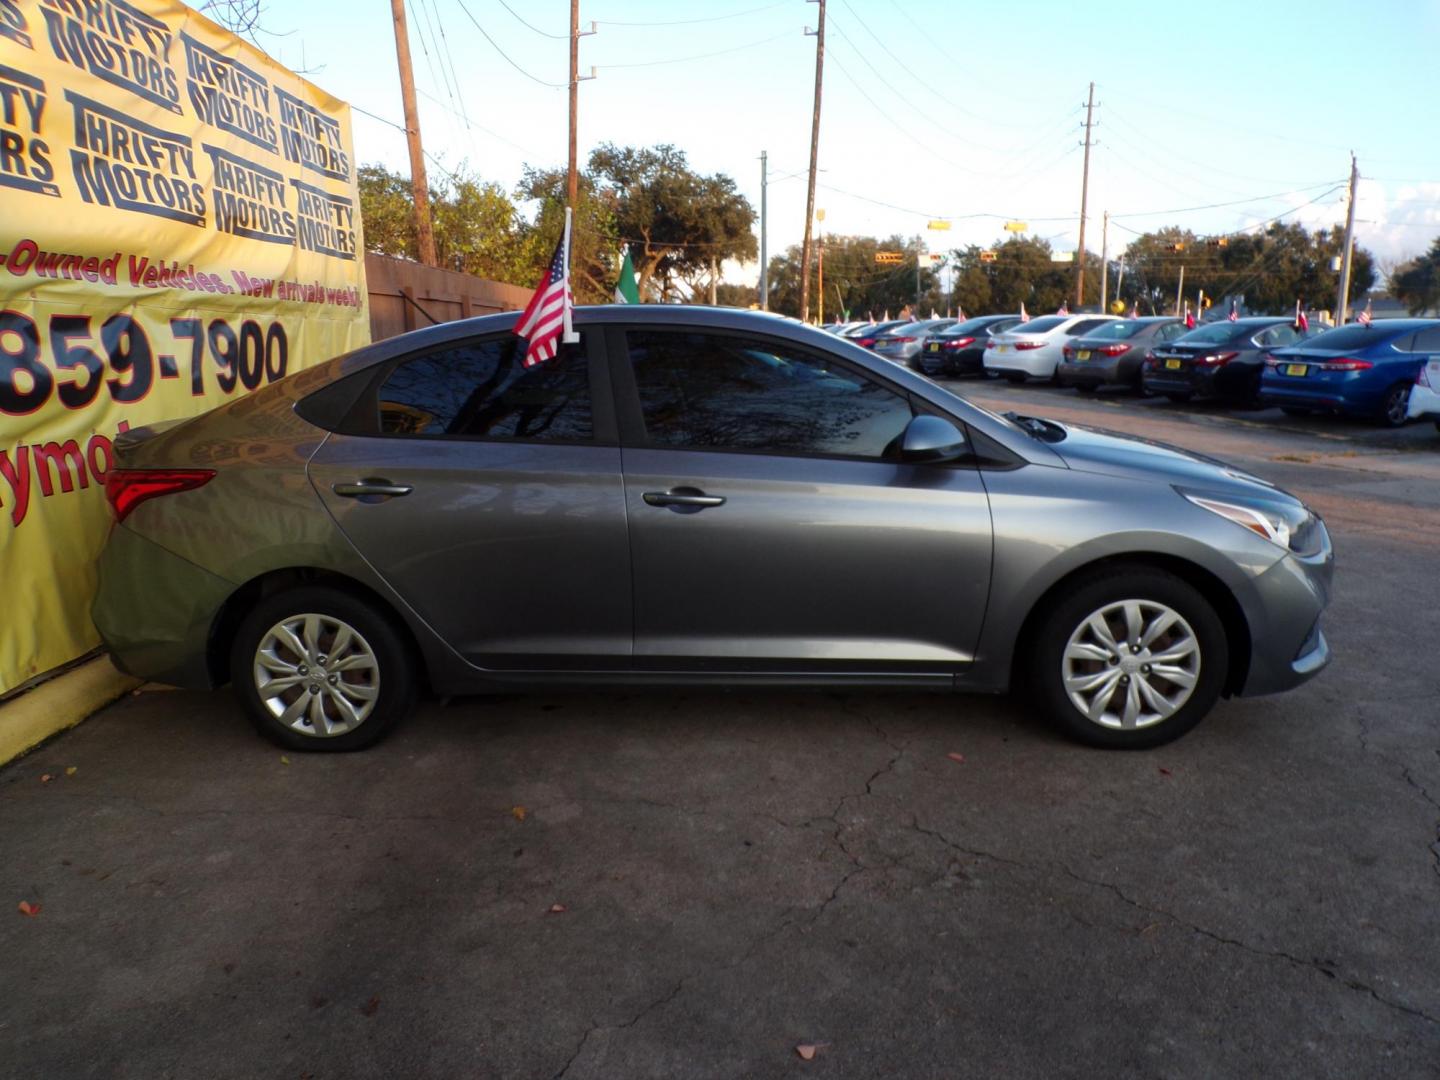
3, 384, 1438, 1079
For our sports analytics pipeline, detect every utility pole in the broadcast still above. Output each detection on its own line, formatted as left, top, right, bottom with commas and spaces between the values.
799, 0, 826, 324
1075, 80, 1095, 308
817, 211, 825, 324
759, 150, 768, 310
915, 235, 922, 312
1175, 265, 1185, 317
1099, 209, 1109, 314
709, 255, 718, 305
1335, 152, 1360, 324
1115, 256, 1125, 306
389, 0, 435, 266
568, 0, 580, 206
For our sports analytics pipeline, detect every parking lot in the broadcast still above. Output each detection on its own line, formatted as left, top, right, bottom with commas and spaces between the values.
3, 378, 1438, 1080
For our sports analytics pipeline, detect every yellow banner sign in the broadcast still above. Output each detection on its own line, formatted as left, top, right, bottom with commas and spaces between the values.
0, 0, 369, 694
874, 251, 904, 264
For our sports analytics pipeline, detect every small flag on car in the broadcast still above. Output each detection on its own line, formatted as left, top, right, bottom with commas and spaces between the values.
614, 246, 640, 303
1228, 298, 1239, 322
515, 207, 578, 366
1293, 298, 1309, 332
1357, 298, 1373, 325
1056, 300, 1069, 315
1184, 302, 1196, 330
1129, 300, 1139, 318
1019, 301, 1029, 323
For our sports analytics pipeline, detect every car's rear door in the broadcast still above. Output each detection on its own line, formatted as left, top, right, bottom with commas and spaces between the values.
307, 327, 631, 670
609, 324, 993, 675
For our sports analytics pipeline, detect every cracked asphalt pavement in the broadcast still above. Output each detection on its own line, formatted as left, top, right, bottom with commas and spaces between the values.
3, 382, 1438, 1079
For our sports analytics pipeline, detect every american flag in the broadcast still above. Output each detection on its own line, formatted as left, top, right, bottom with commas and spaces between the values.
1129, 301, 1139, 318
1184, 302, 1196, 330
1056, 300, 1069, 315
1228, 299, 1239, 322
1019, 301, 1029, 323
1294, 298, 1309, 332
1357, 298, 1373, 325
515, 207, 577, 366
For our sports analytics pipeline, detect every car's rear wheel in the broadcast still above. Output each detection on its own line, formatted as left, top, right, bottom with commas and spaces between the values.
230, 586, 417, 751
1379, 382, 1412, 428
1030, 567, 1228, 749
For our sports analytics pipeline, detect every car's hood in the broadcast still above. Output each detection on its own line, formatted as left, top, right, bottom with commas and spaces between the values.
1038, 419, 1296, 501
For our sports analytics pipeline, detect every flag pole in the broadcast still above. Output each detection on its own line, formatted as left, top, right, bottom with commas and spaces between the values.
562, 207, 578, 343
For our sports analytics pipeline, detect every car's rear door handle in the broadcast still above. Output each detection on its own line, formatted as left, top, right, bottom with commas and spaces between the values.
332, 479, 413, 498
643, 487, 726, 510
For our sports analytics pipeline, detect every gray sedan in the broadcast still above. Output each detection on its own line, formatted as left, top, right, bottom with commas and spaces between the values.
95, 306, 1333, 752
871, 318, 957, 366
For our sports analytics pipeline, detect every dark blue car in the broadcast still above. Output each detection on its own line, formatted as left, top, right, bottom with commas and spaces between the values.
1260, 319, 1440, 426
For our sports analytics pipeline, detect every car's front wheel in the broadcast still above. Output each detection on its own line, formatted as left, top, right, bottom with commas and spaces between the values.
230, 586, 418, 751
1030, 567, 1228, 749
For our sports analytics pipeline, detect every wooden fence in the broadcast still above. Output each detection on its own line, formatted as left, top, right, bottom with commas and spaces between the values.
365, 253, 532, 341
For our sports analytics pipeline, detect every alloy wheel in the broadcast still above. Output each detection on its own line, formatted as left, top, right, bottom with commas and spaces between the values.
253, 613, 380, 737
1384, 384, 1411, 426
1061, 599, 1201, 730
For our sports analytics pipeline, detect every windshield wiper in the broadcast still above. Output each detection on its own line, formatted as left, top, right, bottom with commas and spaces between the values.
1003, 411, 1067, 443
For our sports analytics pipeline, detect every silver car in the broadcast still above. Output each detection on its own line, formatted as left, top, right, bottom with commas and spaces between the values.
871, 318, 957, 366
94, 306, 1333, 752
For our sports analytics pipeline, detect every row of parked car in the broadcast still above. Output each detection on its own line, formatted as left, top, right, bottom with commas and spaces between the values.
822, 313, 1440, 430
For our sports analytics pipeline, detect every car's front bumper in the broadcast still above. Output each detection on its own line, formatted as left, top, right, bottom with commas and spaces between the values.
1237, 520, 1334, 697
1406, 379, 1440, 420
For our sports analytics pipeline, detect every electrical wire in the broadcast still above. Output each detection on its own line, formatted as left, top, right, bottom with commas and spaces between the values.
1110, 180, 1347, 220
599, 30, 793, 69
493, 0, 568, 38
594, 1, 790, 27
431, 0, 473, 130
452, 0, 567, 87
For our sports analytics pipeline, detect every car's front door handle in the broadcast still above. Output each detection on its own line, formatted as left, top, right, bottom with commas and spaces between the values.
332, 479, 413, 498
643, 487, 726, 510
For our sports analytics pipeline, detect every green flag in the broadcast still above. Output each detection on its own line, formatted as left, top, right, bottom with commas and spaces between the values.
614, 247, 640, 303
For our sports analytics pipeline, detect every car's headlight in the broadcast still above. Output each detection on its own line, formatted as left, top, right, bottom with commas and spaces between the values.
1180, 490, 1321, 556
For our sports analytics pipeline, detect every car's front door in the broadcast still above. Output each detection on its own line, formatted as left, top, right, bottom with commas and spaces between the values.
611, 326, 994, 674
307, 329, 631, 670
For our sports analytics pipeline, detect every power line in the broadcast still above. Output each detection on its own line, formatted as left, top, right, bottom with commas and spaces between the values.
593, 1, 790, 27
493, 0, 568, 38
452, 0, 567, 87
600, 30, 793, 69
430, 0, 473, 130
1110, 180, 1347, 221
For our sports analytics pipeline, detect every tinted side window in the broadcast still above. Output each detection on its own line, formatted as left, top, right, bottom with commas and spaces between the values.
1069, 319, 1110, 335
1258, 325, 1300, 347
1409, 327, 1440, 351
378, 335, 591, 441
1158, 323, 1185, 341
626, 330, 913, 459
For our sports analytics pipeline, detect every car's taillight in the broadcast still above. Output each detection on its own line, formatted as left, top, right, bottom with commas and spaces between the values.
1419, 365, 1433, 388
1099, 343, 1131, 356
1198, 351, 1240, 366
889, 336, 915, 344
105, 469, 216, 523
1062, 348, 1075, 360
1262, 352, 1278, 367
1326, 357, 1373, 371
942, 337, 975, 350
1015, 340, 1045, 350
985, 340, 997, 349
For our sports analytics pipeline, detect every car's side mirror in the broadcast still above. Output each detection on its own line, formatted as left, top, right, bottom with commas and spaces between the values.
899, 415, 968, 463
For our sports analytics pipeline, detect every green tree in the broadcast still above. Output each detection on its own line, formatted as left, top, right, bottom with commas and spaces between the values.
514, 167, 619, 304
947, 236, 1099, 315
765, 235, 938, 321
1391, 237, 1440, 314
586, 143, 756, 300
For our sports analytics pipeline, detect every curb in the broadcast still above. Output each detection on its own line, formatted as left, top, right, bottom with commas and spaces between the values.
0, 657, 142, 765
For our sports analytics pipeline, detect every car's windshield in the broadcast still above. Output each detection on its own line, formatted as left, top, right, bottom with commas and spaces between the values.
1295, 324, 1409, 350
1089, 320, 1147, 340
1015, 316, 1067, 334
941, 317, 1003, 336
1176, 322, 1256, 345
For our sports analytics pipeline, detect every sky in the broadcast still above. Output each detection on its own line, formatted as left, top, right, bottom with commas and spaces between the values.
254, 0, 1440, 285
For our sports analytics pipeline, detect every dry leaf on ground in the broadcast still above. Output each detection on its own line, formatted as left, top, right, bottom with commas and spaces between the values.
40, 774, 52, 783
796, 1043, 829, 1061
17, 901, 40, 917
64, 766, 77, 776
946, 752, 966, 764
548, 903, 567, 914
511, 806, 527, 821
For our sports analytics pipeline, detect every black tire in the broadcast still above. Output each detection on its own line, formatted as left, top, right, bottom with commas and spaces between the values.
1281, 406, 1311, 417
1075, 384, 1098, 394
229, 586, 418, 751
1028, 566, 1228, 750
1434, 420, 1440, 434
1164, 392, 1192, 404
1377, 382, 1412, 428
1004, 372, 1026, 385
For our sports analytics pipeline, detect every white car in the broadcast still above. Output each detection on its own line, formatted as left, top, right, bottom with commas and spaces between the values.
1406, 355, 1440, 431
985, 313, 1121, 382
